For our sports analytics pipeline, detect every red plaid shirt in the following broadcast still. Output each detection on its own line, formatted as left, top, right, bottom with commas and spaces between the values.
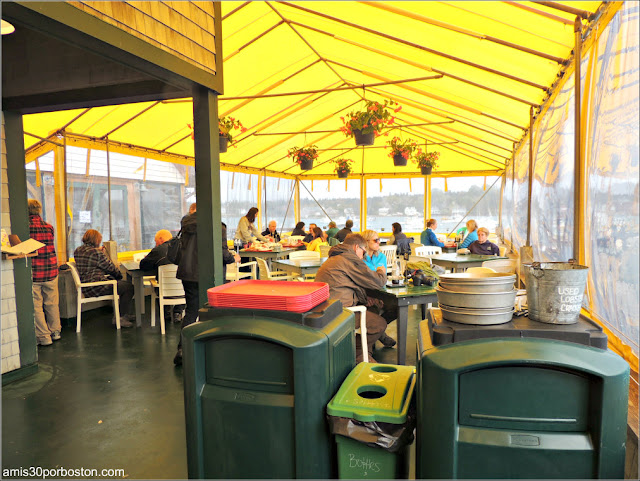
29, 214, 58, 282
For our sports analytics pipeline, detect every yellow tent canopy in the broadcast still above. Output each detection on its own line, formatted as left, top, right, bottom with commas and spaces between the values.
23, 1, 603, 178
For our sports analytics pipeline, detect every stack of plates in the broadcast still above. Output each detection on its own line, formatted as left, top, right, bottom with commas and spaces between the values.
207, 280, 329, 312
436, 272, 516, 325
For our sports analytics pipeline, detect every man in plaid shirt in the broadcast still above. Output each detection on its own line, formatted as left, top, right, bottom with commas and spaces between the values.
28, 199, 61, 346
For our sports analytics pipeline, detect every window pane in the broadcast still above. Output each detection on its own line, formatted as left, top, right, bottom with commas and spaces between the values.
262, 176, 296, 233
221, 171, 259, 237
300, 179, 361, 232
366, 178, 425, 236
430, 176, 501, 237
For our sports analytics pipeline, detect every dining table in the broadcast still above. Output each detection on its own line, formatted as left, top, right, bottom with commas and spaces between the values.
429, 253, 508, 272
271, 257, 328, 278
366, 283, 438, 365
238, 247, 299, 269
120, 259, 156, 327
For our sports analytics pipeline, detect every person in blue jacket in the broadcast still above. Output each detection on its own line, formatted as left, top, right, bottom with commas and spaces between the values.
420, 219, 444, 247
361, 229, 397, 348
458, 219, 479, 249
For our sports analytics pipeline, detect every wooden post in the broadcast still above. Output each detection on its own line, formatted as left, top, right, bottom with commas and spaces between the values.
192, 86, 223, 297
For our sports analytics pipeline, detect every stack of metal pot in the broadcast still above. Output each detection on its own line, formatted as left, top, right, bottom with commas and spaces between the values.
435, 272, 517, 324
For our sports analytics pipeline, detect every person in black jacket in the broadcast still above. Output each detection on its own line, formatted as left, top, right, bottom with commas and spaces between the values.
303, 223, 317, 243
291, 221, 306, 237
175, 211, 198, 366
173, 216, 239, 366
335, 219, 354, 243
222, 222, 241, 279
139, 229, 185, 323
261, 220, 281, 242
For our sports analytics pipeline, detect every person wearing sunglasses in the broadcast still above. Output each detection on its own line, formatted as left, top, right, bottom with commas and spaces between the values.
315, 233, 388, 363
361, 230, 398, 348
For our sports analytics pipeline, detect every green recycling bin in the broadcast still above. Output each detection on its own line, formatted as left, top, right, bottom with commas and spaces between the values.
327, 363, 416, 479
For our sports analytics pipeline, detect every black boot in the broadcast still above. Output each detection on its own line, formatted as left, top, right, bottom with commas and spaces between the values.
379, 332, 397, 348
173, 349, 183, 366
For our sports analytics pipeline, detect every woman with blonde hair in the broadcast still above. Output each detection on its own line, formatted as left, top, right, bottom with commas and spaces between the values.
458, 219, 479, 249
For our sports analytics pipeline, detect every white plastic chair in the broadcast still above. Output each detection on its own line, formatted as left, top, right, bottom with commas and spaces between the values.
256, 257, 298, 281
150, 265, 185, 335
409, 242, 423, 256
226, 260, 257, 282
288, 250, 321, 260
378, 245, 398, 274
68, 261, 120, 332
415, 246, 442, 257
346, 306, 368, 363
319, 244, 331, 258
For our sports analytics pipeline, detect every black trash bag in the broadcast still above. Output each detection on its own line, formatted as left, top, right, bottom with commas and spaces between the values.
327, 399, 416, 453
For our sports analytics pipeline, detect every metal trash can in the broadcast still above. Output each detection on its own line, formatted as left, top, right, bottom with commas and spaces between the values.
523, 261, 589, 324
327, 363, 416, 479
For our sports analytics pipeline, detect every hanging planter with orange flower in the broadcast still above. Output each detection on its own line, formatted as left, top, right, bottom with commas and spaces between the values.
218, 116, 247, 153
340, 99, 400, 146
413, 149, 440, 175
387, 136, 418, 167
332, 158, 354, 178
288, 145, 319, 171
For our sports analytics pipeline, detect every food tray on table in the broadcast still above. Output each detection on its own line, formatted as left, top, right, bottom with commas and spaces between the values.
207, 280, 329, 312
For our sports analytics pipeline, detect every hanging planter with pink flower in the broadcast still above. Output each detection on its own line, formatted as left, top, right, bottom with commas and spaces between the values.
332, 158, 354, 178
387, 136, 417, 167
288, 145, 319, 171
218, 116, 247, 153
340, 99, 400, 146
413, 149, 440, 175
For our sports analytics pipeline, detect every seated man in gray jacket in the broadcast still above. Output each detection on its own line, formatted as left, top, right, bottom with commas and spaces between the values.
315, 233, 388, 363
140, 229, 185, 324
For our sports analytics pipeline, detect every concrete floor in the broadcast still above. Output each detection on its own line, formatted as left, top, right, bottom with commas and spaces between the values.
2, 301, 423, 479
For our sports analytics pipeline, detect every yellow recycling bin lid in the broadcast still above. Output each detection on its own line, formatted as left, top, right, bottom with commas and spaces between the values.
327, 363, 416, 424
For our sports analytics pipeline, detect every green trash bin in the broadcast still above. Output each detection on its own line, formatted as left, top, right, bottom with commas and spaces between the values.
327, 363, 416, 479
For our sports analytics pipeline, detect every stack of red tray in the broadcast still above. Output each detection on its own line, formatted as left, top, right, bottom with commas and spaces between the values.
207, 280, 329, 312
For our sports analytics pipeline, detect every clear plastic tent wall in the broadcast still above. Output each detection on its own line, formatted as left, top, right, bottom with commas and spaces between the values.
583, 2, 639, 359
512, 139, 530, 253
506, 2, 638, 362
530, 76, 575, 264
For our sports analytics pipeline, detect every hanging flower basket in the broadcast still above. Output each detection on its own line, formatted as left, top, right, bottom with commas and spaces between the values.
413, 150, 440, 174
387, 137, 416, 167
218, 116, 247, 154
288, 145, 319, 171
340, 99, 400, 147
332, 158, 354, 178
393, 153, 408, 167
353, 129, 375, 146
219, 135, 228, 153
300, 158, 314, 170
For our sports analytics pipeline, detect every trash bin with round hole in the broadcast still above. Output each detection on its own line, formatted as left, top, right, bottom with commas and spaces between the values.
327, 363, 416, 479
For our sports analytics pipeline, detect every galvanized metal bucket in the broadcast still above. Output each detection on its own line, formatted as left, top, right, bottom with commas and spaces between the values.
523, 261, 589, 324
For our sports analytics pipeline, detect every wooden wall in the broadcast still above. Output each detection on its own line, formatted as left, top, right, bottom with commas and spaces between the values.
67, 1, 217, 75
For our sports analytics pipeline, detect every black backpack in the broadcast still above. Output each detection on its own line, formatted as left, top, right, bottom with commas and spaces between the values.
166, 229, 182, 265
